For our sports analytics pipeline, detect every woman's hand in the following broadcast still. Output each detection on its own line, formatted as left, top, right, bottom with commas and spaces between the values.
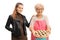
34, 30, 49, 38
32, 31, 42, 38
46, 26, 51, 35
32, 30, 44, 38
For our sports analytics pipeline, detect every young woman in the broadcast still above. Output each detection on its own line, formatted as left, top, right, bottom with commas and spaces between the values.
5, 2, 29, 40
29, 4, 51, 40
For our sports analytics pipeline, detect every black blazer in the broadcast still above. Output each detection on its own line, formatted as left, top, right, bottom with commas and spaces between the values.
5, 15, 29, 37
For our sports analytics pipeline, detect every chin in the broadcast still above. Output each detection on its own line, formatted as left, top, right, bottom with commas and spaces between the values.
19, 12, 22, 13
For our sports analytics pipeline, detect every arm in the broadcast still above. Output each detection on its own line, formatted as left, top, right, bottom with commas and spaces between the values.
44, 16, 51, 34
26, 19, 29, 27
28, 15, 35, 28
29, 16, 41, 38
29, 15, 35, 32
24, 16, 29, 28
29, 26, 35, 33
24, 15, 35, 28
5, 15, 13, 32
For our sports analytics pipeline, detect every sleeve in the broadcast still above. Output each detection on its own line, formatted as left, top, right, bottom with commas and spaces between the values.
29, 16, 36, 32
5, 15, 13, 32
24, 16, 29, 28
30, 16, 35, 27
44, 16, 49, 26
44, 16, 51, 33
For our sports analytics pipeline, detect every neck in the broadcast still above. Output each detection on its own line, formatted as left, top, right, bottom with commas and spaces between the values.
16, 12, 21, 15
36, 14, 43, 18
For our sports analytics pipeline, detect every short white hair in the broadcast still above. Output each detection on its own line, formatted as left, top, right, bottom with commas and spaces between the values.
35, 3, 44, 9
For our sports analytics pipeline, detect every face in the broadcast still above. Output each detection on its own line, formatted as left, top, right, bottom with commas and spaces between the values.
35, 4, 44, 15
16, 4, 23, 13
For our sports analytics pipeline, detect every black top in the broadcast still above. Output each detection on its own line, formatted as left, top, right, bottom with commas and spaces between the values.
5, 13, 29, 37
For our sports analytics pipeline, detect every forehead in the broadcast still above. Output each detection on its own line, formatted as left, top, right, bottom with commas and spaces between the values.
18, 4, 23, 7
35, 4, 44, 9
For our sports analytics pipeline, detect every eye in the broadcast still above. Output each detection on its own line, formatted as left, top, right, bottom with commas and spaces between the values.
18, 7, 21, 9
36, 8, 44, 10
36, 8, 40, 10
22, 8, 23, 9
18, 7, 23, 9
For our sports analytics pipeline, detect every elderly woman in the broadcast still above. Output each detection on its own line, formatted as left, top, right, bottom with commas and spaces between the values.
29, 4, 51, 40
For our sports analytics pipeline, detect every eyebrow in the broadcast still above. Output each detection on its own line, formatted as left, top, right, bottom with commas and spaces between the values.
36, 8, 44, 9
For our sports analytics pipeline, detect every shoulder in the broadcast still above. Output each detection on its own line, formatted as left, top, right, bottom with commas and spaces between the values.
8, 15, 12, 18
21, 15, 27, 20
8, 15, 13, 20
43, 15, 48, 21
43, 15, 48, 19
31, 15, 36, 19
30, 15, 36, 21
22, 15, 26, 18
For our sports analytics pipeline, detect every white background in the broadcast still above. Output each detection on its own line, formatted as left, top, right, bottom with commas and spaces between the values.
0, 0, 60, 40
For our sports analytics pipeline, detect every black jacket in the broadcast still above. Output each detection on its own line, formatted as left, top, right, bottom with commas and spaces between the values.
5, 15, 29, 37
